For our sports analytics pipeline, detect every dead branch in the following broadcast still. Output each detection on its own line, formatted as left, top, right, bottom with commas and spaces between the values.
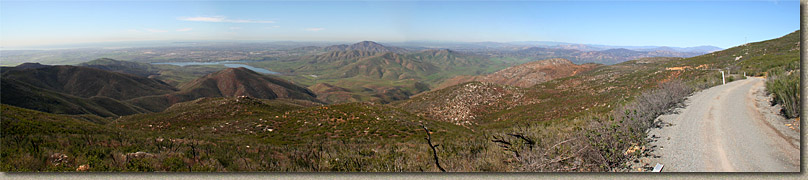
421, 124, 446, 172
507, 133, 535, 149
490, 135, 512, 147
491, 135, 520, 158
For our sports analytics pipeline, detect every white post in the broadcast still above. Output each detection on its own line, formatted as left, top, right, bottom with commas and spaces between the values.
721, 70, 725, 85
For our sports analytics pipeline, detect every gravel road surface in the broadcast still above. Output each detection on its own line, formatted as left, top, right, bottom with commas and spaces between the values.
646, 77, 800, 172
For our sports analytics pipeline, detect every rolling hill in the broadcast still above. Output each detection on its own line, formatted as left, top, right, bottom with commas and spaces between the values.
322, 41, 408, 53
330, 52, 440, 80
78, 58, 162, 77
490, 46, 705, 65
1, 65, 177, 101
396, 56, 685, 128
128, 67, 319, 112
437, 58, 599, 89
0, 64, 177, 117
75, 58, 225, 86
178, 67, 318, 100
405, 49, 491, 70
248, 43, 511, 104
0, 79, 150, 117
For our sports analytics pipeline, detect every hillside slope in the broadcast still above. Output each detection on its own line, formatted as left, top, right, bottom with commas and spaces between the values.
493, 47, 704, 65
1, 65, 177, 100
407, 49, 491, 70
129, 67, 319, 112
330, 52, 440, 80
322, 41, 408, 53
666, 30, 800, 77
398, 57, 685, 128
0, 79, 149, 117
437, 58, 599, 89
179, 67, 317, 100
78, 58, 161, 77
118, 96, 467, 144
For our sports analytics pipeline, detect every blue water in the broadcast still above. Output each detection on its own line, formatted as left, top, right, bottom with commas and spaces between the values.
152, 61, 279, 74
221, 64, 278, 74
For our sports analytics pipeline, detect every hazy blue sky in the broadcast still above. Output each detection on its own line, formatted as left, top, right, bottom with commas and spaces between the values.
0, 0, 798, 49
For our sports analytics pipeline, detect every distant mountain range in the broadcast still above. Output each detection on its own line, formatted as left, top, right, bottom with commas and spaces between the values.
0, 40, 725, 110
301, 41, 715, 65
247, 40, 719, 104
322, 41, 409, 53
507, 41, 722, 53
482, 46, 706, 65
384, 41, 722, 53
0, 39, 721, 66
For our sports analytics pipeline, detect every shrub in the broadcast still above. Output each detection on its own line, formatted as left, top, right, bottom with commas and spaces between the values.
612, 80, 693, 130
587, 80, 693, 171
125, 157, 155, 172
766, 69, 800, 118
489, 80, 695, 172
162, 156, 186, 171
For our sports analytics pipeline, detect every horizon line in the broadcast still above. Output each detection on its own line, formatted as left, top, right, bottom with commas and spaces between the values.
0, 39, 727, 51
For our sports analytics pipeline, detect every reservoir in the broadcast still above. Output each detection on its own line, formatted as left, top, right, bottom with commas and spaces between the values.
152, 61, 279, 74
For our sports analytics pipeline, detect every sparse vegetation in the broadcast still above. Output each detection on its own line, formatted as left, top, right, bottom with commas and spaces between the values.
488, 80, 694, 172
1, 30, 799, 172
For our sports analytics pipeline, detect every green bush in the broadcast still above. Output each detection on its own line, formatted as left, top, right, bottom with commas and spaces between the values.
766, 69, 800, 118
162, 156, 186, 171
125, 158, 155, 172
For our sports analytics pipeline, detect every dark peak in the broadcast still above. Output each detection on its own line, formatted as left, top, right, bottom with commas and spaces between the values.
2, 64, 177, 102
349, 41, 389, 50
177, 66, 318, 103
352, 41, 383, 46
213, 67, 257, 75
15, 62, 50, 69
40, 65, 137, 78
225, 67, 250, 71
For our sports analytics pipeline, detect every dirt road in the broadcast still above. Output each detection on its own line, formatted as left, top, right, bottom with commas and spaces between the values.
647, 77, 800, 172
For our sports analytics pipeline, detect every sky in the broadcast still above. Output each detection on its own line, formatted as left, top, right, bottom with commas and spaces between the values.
0, 0, 799, 49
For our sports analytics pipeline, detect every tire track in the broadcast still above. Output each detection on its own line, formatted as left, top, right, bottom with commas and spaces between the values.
647, 77, 800, 172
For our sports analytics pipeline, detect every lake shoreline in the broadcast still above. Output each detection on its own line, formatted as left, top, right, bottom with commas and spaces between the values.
152, 61, 279, 75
